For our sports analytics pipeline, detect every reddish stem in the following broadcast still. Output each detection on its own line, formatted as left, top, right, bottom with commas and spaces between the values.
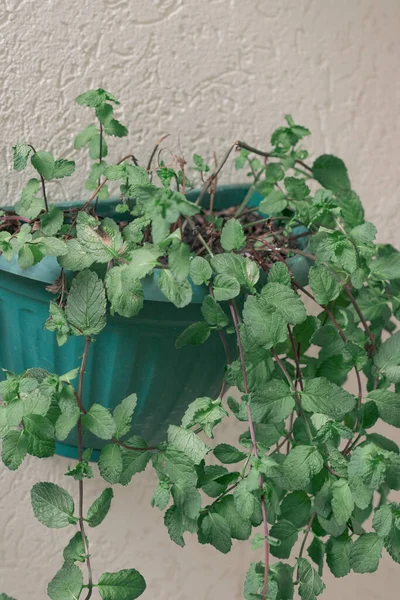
77, 337, 93, 600
229, 302, 269, 599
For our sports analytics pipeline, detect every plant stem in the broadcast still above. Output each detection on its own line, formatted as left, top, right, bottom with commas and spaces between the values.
235, 168, 263, 218
271, 348, 313, 444
229, 302, 269, 599
94, 123, 103, 212
186, 216, 214, 257
26, 143, 49, 213
344, 285, 375, 353
296, 511, 316, 584
147, 134, 170, 172
77, 336, 93, 600
296, 159, 313, 173
194, 141, 239, 208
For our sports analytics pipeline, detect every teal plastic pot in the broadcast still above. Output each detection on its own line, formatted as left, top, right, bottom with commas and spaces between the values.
0, 185, 311, 459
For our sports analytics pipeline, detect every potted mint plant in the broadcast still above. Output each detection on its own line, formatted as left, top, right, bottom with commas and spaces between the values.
1, 90, 399, 600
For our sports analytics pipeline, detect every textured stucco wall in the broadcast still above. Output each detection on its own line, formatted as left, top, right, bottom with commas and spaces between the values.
1, 0, 400, 598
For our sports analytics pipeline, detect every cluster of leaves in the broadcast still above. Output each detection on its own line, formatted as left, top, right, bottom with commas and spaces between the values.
1, 90, 400, 600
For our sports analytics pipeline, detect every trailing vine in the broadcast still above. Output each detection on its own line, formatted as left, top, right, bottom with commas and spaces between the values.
1, 89, 400, 600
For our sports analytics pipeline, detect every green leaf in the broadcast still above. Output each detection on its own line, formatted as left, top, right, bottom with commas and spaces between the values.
55, 386, 80, 441
58, 239, 94, 271
301, 378, 356, 420
308, 265, 340, 305
76, 89, 120, 107
181, 396, 227, 438
189, 256, 212, 285
250, 379, 295, 424
1, 430, 28, 470
31, 482, 76, 528
243, 562, 265, 600
370, 253, 400, 280
82, 404, 116, 440
47, 563, 83, 600
212, 273, 240, 301
326, 534, 352, 578
127, 247, 160, 279
372, 504, 393, 538
268, 262, 291, 286
52, 158, 75, 179
163, 505, 197, 547
167, 425, 210, 464
261, 282, 306, 324
199, 512, 232, 554
243, 295, 287, 348
153, 446, 197, 486
374, 331, 400, 383
66, 270, 106, 336
104, 118, 128, 138
105, 266, 144, 319
168, 242, 190, 282
297, 558, 325, 600
234, 479, 256, 520
367, 390, 400, 427
214, 495, 252, 541
119, 438, 152, 485
269, 520, 298, 558
63, 532, 87, 564
96, 102, 114, 125
211, 253, 259, 290
259, 190, 287, 215
65, 460, 94, 481
175, 322, 211, 349
76, 213, 121, 261
158, 269, 192, 308
312, 154, 351, 194
350, 222, 377, 244
40, 206, 64, 235
384, 514, 400, 563
331, 479, 354, 525
13, 142, 33, 171
214, 443, 247, 464
220, 218, 246, 251
265, 162, 285, 183
33, 235, 67, 257
308, 537, 325, 575
99, 444, 123, 484
171, 481, 201, 520
113, 394, 137, 439
74, 124, 98, 149
283, 446, 324, 490
87, 488, 113, 527
23, 414, 55, 458
348, 444, 388, 492
350, 533, 384, 573
0, 406, 10, 439
151, 481, 170, 510
284, 176, 310, 201
97, 569, 146, 600
280, 491, 312, 528
31, 151, 55, 180
201, 295, 229, 328
15, 178, 44, 219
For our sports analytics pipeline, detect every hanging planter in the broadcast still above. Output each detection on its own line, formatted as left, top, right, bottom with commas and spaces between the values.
3, 90, 400, 600
0, 185, 311, 459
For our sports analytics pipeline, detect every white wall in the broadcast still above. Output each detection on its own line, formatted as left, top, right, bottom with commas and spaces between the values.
1, 1, 400, 598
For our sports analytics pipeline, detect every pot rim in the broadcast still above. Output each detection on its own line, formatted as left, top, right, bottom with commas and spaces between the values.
0, 184, 264, 303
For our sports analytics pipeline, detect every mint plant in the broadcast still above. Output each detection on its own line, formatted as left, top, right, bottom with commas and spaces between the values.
1, 90, 400, 600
